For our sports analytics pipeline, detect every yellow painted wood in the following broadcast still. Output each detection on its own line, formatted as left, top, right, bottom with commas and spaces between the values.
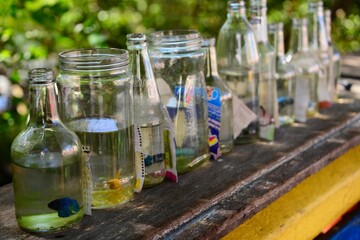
222, 145, 360, 240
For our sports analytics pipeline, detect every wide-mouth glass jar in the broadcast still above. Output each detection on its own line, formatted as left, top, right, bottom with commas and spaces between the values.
57, 48, 135, 209
148, 30, 209, 174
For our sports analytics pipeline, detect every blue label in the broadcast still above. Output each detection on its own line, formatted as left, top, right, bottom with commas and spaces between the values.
207, 86, 222, 160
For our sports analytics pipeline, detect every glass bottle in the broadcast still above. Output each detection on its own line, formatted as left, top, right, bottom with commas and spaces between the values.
307, 0, 333, 107
57, 48, 135, 209
268, 23, 296, 126
217, 0, 260, 144
202, 37, 234, 156
249, 0, 277, 141
11, 68, 84, 232
148, 30, 209, 174
126, 33, 166, 187
288, 18, 321, 122
325, 9, 341, 100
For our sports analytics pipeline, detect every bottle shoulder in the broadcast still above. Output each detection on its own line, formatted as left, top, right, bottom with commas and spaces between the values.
11, 123, 82, 162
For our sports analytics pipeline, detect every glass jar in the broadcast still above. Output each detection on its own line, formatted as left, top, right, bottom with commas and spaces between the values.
268, 22, 296, 126
11, 68, 84, 232
249, 0, 277, 141
217, 0, 260, 144
307, 0, 333, 108
287, 18, 321, 122
57, 48, 135, 209
148, 30, 209, 174
202, 37, 234, 156
127, 33, 166, 187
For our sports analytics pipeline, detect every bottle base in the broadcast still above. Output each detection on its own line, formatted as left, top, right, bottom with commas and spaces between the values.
17, 208, 84, 233
176, 151, 209, 174
234, 134, 258, 145
91, 184, 134, 209
220, 141, 234, 154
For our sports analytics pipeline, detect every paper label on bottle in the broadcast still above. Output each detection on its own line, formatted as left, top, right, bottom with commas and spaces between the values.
81, 146, 92, 216
206, 86, 221, 161
259, 104, 275, 141
294, 77, 310, 123
232, 95, 257, 139
160, 104, 178, 182
317, 69, 331, 103
134, 125, 145, 193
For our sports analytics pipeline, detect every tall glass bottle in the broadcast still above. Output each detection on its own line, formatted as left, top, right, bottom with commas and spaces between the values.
250, 0, 277, 141
127, 33, 166, 187
325, 9, 341, 100
307, 0, 333, 107
148, 30, 209, 174
288, 18, 321, 122
202, 37, 234, 156
217, 0, 260, 144
11, 68, 84, 232
57, 48, 135, 209
268, 23, 296, 126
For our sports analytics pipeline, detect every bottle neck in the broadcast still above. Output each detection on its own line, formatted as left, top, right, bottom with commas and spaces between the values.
250, 6, 269, 43
29, 82, 60, 125
228, 7, 241, 19
308, 3, 329, 51
275, 26, 285, 57
204, 45, 220, 78
299, 22, 309, 52
128, 42, 160, 101
325, 10, 332, 42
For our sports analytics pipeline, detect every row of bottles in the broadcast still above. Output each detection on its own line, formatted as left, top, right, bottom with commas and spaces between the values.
10, 0, 342, 233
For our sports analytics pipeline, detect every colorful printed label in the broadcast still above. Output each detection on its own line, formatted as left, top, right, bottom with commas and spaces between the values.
207, 86, 221, 160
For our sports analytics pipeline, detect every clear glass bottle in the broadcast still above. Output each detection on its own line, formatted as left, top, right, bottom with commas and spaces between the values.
127, 33, 166, 187
217, 0, 260, 144
57, 48, 135, 209
148, 30, 209, 174
307, 0, 333, 107
202, 37, 234, 156
250, 0, 277, 141
288, 18, 321, 122
11, 68, 84, 232
325, 9, 341, 100
268, 22, 296, 126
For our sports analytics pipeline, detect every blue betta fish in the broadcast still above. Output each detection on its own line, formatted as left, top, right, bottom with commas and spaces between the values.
48, 197, 80, 218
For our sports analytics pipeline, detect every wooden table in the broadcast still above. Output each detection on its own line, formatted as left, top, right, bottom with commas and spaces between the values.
1, 55, 360, 240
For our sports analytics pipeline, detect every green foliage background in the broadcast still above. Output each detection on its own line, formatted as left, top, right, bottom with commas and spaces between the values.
0, 0, 359, 185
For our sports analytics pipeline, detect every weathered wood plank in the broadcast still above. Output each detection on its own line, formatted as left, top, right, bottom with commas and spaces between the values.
1, 53, 360, 239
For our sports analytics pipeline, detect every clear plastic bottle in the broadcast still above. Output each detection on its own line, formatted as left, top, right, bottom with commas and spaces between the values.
325, 9, 341, 100
288, 18, 321, 122
217, 0, 260, 144
268, 22, 296, 126
127, 33, 166, 187
148, 30, 209, 174
307, 0, 333, 108
202, 37, 234, 156
11, 68, 84, 232
57, 48, 135, 209
249, 0, 277, 141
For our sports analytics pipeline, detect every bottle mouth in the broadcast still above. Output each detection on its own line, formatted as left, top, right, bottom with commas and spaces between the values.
148, 30, 202, 53
227, 0, 245, 11
201, 37, 216, 48
268, 22, 284, 33
29, 68, 54, 84
59, 48, 129, 72
126, 33, 147, 49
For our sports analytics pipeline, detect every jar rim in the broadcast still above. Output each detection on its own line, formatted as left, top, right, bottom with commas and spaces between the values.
59, 48, 129, 72
29, 68, 54, 84
148, 30, 200, 41
148, 29, 203, 53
